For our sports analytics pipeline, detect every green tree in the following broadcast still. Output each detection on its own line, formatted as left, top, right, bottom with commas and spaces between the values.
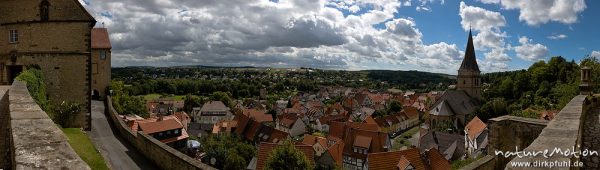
184, 94, 203, 113
387, 100, 403, 113
201, 134, 256, 169
265, 140, 313, 170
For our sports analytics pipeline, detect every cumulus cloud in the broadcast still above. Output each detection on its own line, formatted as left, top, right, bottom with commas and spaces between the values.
478, 0, 586, 26
459, 1, 510, 72
81, 0, 465, 74
514, 36, 549, 61
591, 51, 600, 58
547, 34, 568, 40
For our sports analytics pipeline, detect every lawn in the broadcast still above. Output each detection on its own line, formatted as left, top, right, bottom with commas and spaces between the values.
392, 126, 420, 151
61, 128, 109, 170
143, 93, 186, 101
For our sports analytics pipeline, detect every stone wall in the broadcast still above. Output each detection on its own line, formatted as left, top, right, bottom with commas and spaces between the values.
8, 80, 89, 169
505, 95, 588, 170
106, 96, 216, 170
486, 115, 549, 170
460, 155, 495, 170
91, 49, 111, 98
0, 86, 10, 169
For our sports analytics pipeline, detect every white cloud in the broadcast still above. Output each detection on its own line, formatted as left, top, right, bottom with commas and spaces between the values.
514, 36, 549, 61
459, 2, 510, 72
81, 0, 465, 74
591, 51, 600, 58
479, 0, 586, 26
547, 34, 568, 40
459, 1, 506, 31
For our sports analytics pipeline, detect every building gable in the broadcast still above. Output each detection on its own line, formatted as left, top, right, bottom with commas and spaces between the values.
0, 0, 95, 24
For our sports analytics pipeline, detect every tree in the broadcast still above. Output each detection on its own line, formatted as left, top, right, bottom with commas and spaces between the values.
201, 134, 256, 169
184, 94, 203, 113
265, 140, 313, 170
388, 100, 403, 113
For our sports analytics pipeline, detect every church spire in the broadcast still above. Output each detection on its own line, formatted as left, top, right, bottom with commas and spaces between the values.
459, 29, 480, 72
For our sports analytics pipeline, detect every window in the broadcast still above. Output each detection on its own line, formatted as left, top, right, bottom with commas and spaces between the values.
167, 130, 171, 135
40, 0, 50, 21
100, 50, 107, 60
9, 30, 18, 43
174, 129, 179, 134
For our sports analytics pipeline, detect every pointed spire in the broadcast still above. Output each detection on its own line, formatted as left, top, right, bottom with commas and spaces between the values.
459, 28, 480, 72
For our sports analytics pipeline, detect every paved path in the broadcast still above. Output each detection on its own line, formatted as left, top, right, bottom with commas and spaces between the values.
582, 108, 600, 169
88, 100, 158, 170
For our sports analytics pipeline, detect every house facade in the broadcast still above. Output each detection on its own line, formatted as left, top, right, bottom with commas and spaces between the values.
91, 28, 111, 100
0, 0, 96, 128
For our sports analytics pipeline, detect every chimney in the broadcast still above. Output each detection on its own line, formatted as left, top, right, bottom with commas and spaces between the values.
580, 66, 592, 95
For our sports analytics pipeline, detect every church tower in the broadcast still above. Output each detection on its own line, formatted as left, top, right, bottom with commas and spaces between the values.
457, 29, 482, 99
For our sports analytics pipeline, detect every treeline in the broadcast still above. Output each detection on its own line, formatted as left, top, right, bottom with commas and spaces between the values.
366, 70, 453, 92
123, 78, 317, 99
475, 56, 596, 121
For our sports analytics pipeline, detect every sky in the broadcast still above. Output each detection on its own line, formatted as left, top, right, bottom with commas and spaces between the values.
80, 0, 600, 75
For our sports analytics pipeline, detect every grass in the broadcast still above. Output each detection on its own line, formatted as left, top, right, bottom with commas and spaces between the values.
451, 155, 483, 170
392, 126, 420, 151
61, 128, 109, 170
143, 93, 186, 101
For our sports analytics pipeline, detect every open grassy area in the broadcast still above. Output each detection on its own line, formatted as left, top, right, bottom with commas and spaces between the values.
143, 93, 186, 101
392, 126, 420, 150
61, 128, 109, 170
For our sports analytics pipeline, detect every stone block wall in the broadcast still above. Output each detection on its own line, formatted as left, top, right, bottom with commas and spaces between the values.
106, 96, 216, 170
505, 95, 588, 170
487, 115, 549, 170
0, 86, 10, 169
8, 80, 89, 169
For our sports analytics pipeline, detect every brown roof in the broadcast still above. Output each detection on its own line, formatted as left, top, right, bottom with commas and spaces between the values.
91, 28, 111, 49
256, 142, 315, 170
353, 135, 372, 148
427, 148, 452, 170
403, 106, 420, 120
327, 137, 345, 167
328, 121, 380, 140
397, 156, 412, 170
137, 118, 183, 134
367, 148, 425, 170
459, 29, 480, 72
200, 101, 230, 113
302, 134, 317, 146
465, 116, 486, 140
243, 109, 273, 122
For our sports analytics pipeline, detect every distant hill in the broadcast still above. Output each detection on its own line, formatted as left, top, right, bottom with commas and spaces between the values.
364, 70, 454, 88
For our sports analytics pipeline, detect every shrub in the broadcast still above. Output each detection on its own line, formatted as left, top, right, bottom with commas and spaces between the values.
15, 67, 49, 111
52, 101, 82, 128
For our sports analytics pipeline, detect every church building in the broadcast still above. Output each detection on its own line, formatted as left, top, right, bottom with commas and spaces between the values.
0, 0, 96, 129
428, 30, 481, 130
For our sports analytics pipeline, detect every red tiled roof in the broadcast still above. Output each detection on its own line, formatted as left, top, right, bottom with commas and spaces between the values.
243, 109, 273, 122
367, 148, 425, 170
256, 142, 315, 170
137, 118, 183, 134
403, 106, 420, 120
353, 135, 372, 149
465, 116, 486, 140
327, 137, 345, 167
397, 156, 412, 170
91, 28, 111, 49
427, 148, 452, 170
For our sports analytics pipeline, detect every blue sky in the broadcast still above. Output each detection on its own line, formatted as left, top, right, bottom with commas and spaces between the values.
390, 0, 599, 70
81, 0, 597, 74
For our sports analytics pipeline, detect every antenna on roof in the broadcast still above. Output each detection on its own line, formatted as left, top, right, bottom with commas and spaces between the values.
102, 22, 105, 28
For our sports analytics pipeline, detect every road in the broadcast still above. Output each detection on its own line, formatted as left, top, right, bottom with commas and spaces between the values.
88, 100, 158, 170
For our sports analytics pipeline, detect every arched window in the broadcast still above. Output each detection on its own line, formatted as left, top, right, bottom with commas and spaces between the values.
40, 0, 50, 21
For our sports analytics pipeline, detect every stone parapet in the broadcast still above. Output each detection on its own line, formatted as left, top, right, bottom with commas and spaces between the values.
505, 95, 588, 170
8, 80, 90, 170
106, 96, 216, 170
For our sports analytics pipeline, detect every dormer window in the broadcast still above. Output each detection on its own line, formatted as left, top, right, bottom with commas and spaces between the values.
40, 0, 50, 21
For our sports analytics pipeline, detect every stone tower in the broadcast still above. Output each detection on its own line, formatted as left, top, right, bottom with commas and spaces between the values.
457, 29, 482, 99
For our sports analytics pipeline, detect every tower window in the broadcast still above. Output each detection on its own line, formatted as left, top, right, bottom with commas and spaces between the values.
9, 30, 18, 43
40, 0, 50, 21
100, 50, 107, 60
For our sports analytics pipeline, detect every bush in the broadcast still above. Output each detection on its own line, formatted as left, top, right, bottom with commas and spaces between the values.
15, 67, 49, 111
53, 101, 82, 127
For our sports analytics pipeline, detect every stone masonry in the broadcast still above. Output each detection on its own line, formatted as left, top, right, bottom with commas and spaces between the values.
9, 81, 89, 169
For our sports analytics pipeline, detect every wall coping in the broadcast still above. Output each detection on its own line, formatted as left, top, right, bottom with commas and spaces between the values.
488, 115, 549, 126
8, 80, 90, 170
505, 95, 587, 170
